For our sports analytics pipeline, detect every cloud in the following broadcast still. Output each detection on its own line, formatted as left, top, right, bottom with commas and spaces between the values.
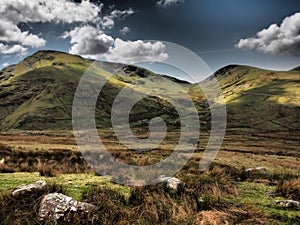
0, 20, 45, 48
156, 0, 184, 8
0, 1, 136, 55
0, 43, 28, 55
101, 8, 135, 29
0, 0, 102, 24
104, 38, 169, 63
0, 0, 103, 54
120, 26, 130, 35
236, 12, 300, 56
0, 0, 155, 64
64, 25, 168, 64
2, 62, 9, 67
63, 26, 114, 56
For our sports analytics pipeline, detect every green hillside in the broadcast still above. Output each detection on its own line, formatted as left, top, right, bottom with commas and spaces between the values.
0, 51, 195, 131
0, 50, 299, 132
209, 65, 300, 131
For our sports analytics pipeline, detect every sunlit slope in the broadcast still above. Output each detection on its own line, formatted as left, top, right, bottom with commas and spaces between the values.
207, 65, 300, 131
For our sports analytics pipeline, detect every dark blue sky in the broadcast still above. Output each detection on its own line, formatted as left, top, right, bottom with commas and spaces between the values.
1, 0, 299, 74
101, 0, 300, 72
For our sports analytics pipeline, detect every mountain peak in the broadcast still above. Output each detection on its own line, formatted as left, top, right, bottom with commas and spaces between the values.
291, 66, 300, 71
214, 65, 238, 76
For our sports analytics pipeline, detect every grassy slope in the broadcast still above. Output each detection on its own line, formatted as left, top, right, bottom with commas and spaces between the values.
0, 51, 299, 133
0, 51, 192, 131
206, 65, 300, 131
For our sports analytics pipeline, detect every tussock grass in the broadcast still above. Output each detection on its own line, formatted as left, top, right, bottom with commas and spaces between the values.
276, 178, 300, 201
0, 148, 92, 175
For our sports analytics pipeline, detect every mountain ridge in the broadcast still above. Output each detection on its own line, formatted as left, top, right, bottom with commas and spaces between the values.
0, 50, 299, 132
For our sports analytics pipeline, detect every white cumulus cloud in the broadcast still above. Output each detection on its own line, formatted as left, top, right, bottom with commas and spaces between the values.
63, 26, 168, 64
156, 0, 184, 8
2, 62, 10, 67
0, 0, 158, 64
0, 20, 45, 48
63, 26, 114, 56
105, 38, 169, 63
236, 12, 300, 56
0, 43, 27, 55
0, 0, 103, 54
0, 0, 102, 24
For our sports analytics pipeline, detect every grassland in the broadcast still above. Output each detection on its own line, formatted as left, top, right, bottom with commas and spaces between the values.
0, 130, 299, 224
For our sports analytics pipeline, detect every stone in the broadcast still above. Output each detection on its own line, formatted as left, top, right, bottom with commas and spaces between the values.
245, 167, 267, 172
267, 192, 276, 198
255, 167, 267, 171
275, 200, 299, 208
157, 175, 181, 190
11, 180, 47, 197
39, 193, 97, 223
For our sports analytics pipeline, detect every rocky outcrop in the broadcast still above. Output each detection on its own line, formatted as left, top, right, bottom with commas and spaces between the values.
39, 193, 97, 223
11, 180, 47, 197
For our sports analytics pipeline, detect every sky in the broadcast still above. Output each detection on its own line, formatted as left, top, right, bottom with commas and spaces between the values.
0, 0, 300, 80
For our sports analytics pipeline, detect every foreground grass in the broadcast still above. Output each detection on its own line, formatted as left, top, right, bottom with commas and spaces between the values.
0, 172, 268, 225
226, 182, 300, 224
0, 171, 299, 224
0, 172, 130, 201
0, 131, 299, 224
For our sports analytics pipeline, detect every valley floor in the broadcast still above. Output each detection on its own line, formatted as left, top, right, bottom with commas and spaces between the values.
0, 130, 299, 224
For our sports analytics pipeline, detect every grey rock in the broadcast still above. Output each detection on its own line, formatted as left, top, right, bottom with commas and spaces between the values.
245, 167, 267, 172
157, 175, 181, 190
11, 180, 47, 197
275, 200, 299, 208
256, 167, 267, 171
267, 192, 276, 198
39, 193, 97, 223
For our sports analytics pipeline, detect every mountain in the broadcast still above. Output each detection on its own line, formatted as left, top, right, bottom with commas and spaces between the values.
0, 50, 201, 131
291, 66, 300, 71
0, 50, 299, 132
210, 65, 300, 131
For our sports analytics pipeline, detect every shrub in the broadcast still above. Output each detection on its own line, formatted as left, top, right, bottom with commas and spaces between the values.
37, 162, 56, 177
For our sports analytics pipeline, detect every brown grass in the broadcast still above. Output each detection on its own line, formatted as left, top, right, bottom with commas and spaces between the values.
0, 148, 92, 175
276, 178, 300, 201
196, 207, 268, 225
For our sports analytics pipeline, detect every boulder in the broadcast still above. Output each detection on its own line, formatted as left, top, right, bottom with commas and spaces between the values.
11, 180, 47, 197
39, 193, 97, 223
275, 200, 299, 208
157, 175, 181, 190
